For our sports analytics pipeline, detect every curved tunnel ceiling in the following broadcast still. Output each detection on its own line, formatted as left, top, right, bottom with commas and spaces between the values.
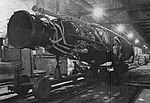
68, 0, 146, 47
118, 0, 150, 46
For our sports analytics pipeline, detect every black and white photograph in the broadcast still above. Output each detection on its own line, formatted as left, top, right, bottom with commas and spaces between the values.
0, 0, 150, 103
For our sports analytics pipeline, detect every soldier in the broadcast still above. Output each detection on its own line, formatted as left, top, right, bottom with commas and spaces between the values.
112, 36, 122, 64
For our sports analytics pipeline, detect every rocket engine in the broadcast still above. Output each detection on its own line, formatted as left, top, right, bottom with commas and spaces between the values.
7, 10, 134, 66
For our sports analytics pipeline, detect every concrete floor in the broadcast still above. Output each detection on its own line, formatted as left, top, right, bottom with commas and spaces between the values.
131, 64, 150, 103
1, 64, 150, 103
54, 83, 138, 103
54, 64, 150, 103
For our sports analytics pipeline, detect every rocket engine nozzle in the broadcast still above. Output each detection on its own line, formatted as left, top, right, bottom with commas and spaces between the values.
7, 10, 55, 49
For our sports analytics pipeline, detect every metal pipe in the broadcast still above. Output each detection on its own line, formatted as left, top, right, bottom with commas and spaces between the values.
32, 5, 91, 27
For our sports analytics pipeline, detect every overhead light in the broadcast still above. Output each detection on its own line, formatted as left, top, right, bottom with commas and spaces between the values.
127, 32, 134, 39
116, 24, 125, 32
134, 39, 139, 44
93, 7, 105, 18
143, 45, 148, 49
143, 45, 146, 48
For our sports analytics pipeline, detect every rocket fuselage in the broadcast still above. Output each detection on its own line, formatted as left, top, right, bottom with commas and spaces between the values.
7, 10, 134, 65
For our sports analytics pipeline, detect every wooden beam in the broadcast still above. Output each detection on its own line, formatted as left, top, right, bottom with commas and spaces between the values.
71, 0, 93, 11
76, 2, 150, 12
79, 3, 150, 21
100, 18, 150, 25
143, 31, 150, 33
105, 3, 150, 12
139, 23, 150, 26
140, 26, 150, 29
145, 34, 150, 36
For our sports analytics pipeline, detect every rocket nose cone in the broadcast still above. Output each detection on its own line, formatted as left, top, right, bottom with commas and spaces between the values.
7, 10, 33, 49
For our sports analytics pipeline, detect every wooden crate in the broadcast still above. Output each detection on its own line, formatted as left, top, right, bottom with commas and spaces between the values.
35, 56, 67, 75
1, 46, 21, 62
